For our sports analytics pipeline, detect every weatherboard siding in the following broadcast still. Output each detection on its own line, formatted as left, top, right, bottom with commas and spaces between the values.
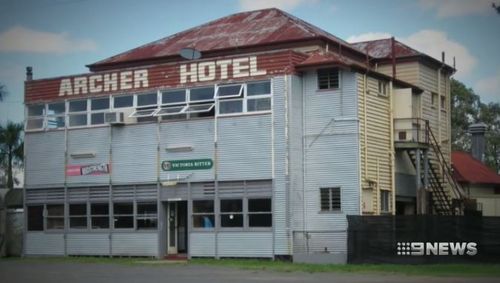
357, 74, 393, 213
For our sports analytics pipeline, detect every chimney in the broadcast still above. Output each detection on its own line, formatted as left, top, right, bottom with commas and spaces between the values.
26, 66, 33, 81
469, 122, 487, 162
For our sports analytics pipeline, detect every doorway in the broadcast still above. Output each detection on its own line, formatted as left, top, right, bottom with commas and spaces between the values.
167, 201, 188, 255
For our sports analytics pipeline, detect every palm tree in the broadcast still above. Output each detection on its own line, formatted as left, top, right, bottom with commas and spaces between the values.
0, 122, 24, 189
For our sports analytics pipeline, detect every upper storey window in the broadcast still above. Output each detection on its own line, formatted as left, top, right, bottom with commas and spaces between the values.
317, 68, 339, 90
26, 104, 45, 130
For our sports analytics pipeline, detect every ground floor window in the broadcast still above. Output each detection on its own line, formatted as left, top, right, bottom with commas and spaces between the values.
46, 204, 65, 230
248, 198, 272, 227
191, 196, 272, 230
192, 200, 214, 229
220, 199, 243, 228
69, 203, 88, 229
113, 202, 134, 229
137, 202, 158, 229
91, 203, 109, 229
27, 205, 44, 231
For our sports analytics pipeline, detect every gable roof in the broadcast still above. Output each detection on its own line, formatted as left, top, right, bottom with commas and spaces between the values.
350, 38, 455, 73
350, 38, 421, 59
452, 151, 500, 185
88, 8, 361, 70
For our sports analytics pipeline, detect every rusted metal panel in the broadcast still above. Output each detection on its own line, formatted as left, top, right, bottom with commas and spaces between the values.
25, 51, 298, 103
88, 8, 351, 69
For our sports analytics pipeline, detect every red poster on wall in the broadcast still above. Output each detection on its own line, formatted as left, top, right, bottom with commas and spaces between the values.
66, 163, 110, 176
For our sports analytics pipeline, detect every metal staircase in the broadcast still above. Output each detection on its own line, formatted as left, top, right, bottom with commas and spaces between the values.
395, 118, 465, 215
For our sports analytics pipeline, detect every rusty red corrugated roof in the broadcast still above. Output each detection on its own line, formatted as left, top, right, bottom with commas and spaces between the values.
452, 151, 500, 185
350, 38, 421, 59
89, 8, 353, 69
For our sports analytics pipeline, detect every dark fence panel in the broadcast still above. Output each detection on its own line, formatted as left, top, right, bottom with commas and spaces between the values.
347, 215, 500, 264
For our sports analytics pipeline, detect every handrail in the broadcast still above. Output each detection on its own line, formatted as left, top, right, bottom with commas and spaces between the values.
425, 121, 465, 199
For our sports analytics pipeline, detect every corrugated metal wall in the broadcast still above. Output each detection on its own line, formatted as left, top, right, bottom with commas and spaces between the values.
25, 131, 65, 188
217, 115, 272, 181
25, 233, 65, 255
299, 70, 360, 253
160, 120, 214, 182
111, 233, 158, 256
271, 76, 289, 255
68, 127, 110, 186
112, 124, 158, 184
66, 233, 109, 256
289, 75, 305, 232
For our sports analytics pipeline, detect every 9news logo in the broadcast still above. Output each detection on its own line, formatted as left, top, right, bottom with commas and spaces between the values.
397, 242, 477, 256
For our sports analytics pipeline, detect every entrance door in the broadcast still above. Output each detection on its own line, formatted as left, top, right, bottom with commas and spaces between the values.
167, 201, 188, 255
167, 202, 178, 254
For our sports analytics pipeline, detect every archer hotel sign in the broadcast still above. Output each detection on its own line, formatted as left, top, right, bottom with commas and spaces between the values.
58, 56, 266, 96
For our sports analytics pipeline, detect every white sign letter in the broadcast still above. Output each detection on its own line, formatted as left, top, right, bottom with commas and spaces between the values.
134, 69, 149, 88
103, 73, 118, 92
232, 57, 249, 78
89, 75, 103, 93
73, 77, 88, 95
59, 79, 73, 96
250, 56, 266, 76
120, 71, 133, 90
198, 62, 216, 82
216, 59, 232, 80
180, 63, 198, 83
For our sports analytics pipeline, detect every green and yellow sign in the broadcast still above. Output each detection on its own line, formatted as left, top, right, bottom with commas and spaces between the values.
161, 159, 213, 171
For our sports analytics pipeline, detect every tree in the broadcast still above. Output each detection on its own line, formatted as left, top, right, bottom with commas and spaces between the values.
0, 122, 24, 189
450, 79, 481, 151
479, 103, 500, 173
0, 84, 6, 101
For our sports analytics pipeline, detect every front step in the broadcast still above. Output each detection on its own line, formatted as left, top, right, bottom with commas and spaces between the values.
164, 253, 188, 261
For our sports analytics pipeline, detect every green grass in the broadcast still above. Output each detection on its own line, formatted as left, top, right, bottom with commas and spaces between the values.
190, 258, 500, 277
2, 256, 500, 277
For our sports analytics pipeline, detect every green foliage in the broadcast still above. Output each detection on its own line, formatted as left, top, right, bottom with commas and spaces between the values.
451, 79, 500, 173
0, 121, 24, 189
450, 79, 480, 152
0, 84, 6, 101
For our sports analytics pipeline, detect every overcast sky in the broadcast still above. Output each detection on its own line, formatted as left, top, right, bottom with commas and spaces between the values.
1, 0, 499, 124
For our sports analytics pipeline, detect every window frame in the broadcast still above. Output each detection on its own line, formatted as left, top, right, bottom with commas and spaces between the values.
46, 102, 66, 129
27, 205, 44, 231
189, 86, 215, 103
45, 203, 65, 230
26, 104, 46, 131
219, 198, 244, 229
317, 68, 340, 90
247, 198, 272, 228
68, 99, 89, 128
113, 202, 135, 230
216, 80, 272, 117
378, 80, 389, 97
136, 202, 158, 230
192, 199, 215, 230
215, 84, 244, 99
69, 203, 89, 230
90, 202, 110, 230
90, 97, 110, 126
319, 187, 341, 212
161, 89, 187, 106
112, 94, 135, 109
